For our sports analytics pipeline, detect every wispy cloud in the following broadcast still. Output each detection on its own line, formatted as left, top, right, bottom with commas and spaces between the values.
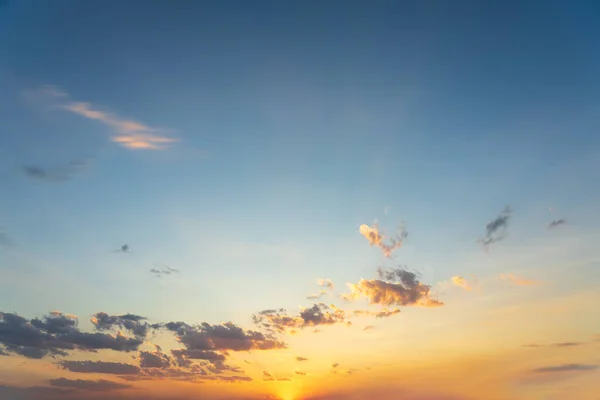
150, 265, 180, 278
531, 363, 598, 373
49, 377, 132, 392
548, 219, 567, 229
479, 206, 511, 248
451, 276, 472, 291
359, 223, 408, 258
21, 159, 88, 183
26, 85, 179, 150
500, 273, 538, 286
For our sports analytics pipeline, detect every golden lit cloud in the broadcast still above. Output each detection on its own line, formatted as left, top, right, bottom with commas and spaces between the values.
451, 276, 472, 291
359, 223, 408, 258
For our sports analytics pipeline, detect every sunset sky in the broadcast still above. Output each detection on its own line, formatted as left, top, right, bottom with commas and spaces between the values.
1, 1, 600, 399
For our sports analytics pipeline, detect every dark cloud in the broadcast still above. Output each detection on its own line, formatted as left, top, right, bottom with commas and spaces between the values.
252, 303, 346, 334
548, 219, 567, 229
296, 356, 309, 362
342, 268, 443, 307
171, 349, 226, 362
150, 265, 180, 278
532, 364, 598, 373
91, 312, 149, 338
139, 350, 172, 368
21, 160, 88, 183
49, 378, 132, 392
479, 206, 511, 247
157, 320, 286, 373
117, 244, 129, 253
59, 360, 140, 375
0, 311, 142, 359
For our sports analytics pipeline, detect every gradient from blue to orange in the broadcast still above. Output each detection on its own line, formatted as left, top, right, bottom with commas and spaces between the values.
0, 1, 599, 399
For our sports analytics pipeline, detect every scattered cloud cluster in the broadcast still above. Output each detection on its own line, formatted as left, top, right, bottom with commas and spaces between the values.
253, 303, 347, 334
342, 268, 443, 307
359, 223, 408, 258
307, 278, 335, 300
26, 85, 179, 150
479, 206, 511, 247
0, 311, 142, 359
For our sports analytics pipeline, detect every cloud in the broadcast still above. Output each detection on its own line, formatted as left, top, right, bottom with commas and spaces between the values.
49, 378, 132, 392
332, 363, 339, 368
531, 364, 598, 373
59, 360, 141, 375
21, 160, 88, 183
161, 321, 287, 352
294, 370, 306, 376
28, 85, 179, 150
363, 325, 374, 331
139, 350, 172, 368
150, 265, 180, 278
295, 356, 309, 362
307, 290, 328, 300
500, 273, 538, 286
359, 223, 408, 258
479, 206, 511, 247
171, 349, 226, 362
317, 278, 334, 290
548, 219, 567, 229
451, 276, 471, 291
342, 268, 443, 307
91, 312, 150, 338
353, 308, 401, 318
117, 244, 130, 253
252, 303, 346, 334
0, 311, 142, 359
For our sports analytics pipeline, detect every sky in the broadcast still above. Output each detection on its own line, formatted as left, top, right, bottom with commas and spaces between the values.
0, 0, 599, 399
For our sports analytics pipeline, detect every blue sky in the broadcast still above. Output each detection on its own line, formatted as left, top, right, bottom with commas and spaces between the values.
1, 4, 600, 394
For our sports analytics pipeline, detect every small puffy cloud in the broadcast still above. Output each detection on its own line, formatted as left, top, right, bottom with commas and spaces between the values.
253, 303, 346, 334
500, 273, 538, 286
342, 268, 443, 307
479, 206, 511, 248
332, 363, 339, 368
59, 360, 140, 375
317, 278, 334, 290
21, 160, 88, 183
548, 219, 567, 229
359, 223, 408, 258
295, 370, 307, 376
451, 276, 471, 291
28, 85, 179, 150
296, 356, 309, 362
531, 364, 598, 373
49, 377, 132, 392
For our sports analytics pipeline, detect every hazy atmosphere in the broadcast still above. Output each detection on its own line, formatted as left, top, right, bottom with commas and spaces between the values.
1, 1, 599, 399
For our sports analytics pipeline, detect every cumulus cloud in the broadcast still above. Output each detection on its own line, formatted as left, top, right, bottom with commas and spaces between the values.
342, 268, 443, 307
49, 378, 132, 392
500, 273, 538, 286
161, 321, 286, 353
150, 265, 180, 278
479, 206, 511, 247
548, 219, 567, 229
359, 223, 408, 257
252, 303, 346, 334
531, 364, 598, 373
27, 85, 179, 150
59, 360, 140, 375
0, 311, 142, 359
21, 160, 88, 183
91, 312, 150, 338
451, 276, 471, 291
